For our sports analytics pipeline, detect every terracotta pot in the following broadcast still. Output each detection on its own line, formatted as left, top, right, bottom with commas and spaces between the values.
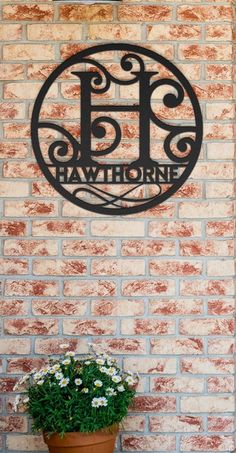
43, 429, 118, 453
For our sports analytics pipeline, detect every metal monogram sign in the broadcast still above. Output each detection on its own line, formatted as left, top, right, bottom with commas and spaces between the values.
31, 43, 203, 215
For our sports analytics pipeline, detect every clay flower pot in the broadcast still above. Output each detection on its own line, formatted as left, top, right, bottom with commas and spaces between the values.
43, 429, 118, 453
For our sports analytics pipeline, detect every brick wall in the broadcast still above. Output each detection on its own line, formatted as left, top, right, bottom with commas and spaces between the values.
0, 0, 235, 452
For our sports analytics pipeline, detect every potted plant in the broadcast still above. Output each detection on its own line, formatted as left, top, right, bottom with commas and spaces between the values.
13, 345, 138, 453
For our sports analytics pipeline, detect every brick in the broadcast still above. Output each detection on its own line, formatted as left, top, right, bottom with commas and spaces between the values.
149, 416, 203, 433
208, 338, 234, 355
27, 24, 82, 41
4, 123, 57, 139
0, 143, 28, 159
0, 258, 28, 275
194, 163, 233, 179
207, 260, 234, 276
133, 396, 176, 413
91, 299, 144, 316
63, 319, 116, 335
27, 64, 59, 80
0, 182, 29, 198
31, 182, 58, 197
149, 221, 201, 238
206, 182, 234, 199
151, 377, 204, 393
179, 201, 233, 219
151, 338, 203, 355
88, 24, 141, 41
180, 435, 234, 452
0, 25, 22, 41
64, 280, 116, 297
59, 4, 112, 21
91, 259, 145, 276
122, 280, 175, 296
91, 221, 145, 237
124, 358, 176, 374
92, 338, 146, 355
192, 83, 232, 100
179, 318, 234, 335
3, 163, 42, 179
4, 319, 58, 335
7, 358, 46, 374
34, 338, 88, 355
0, 64, 24, 81
181, 358, 234, 375
0, 378, 18, 393
121, 319, 175, 335
121, 434, 175, 451
180, 279, 234, 296
123, 416, 145, 432
4, 201, 58, 217
149, 260, 202, 276
118, 6, 172, 21
0, 103, 25, 120
32, 299, 87, 316
122, 240, 175, 256
4, 280, 59, 297
63, 240, 116, 256
3, 45, 54, 61
208, 299, 235, 315
0, 416, 27, 433
6, 435, 47, 452
147, 24, 201, 41
4, 240, 57, 256
181, 396, 234, 413
206, 23, 232, 41
204, 123, 234, 140
177, 6, 232, 21
3, 4, 54, 21
206, 64, 232, 80
0, 300, 27, 316
4, 83, 57, 100
32, 221, 86, 237
206, 103, 234, 120
206, 221, 234, 237
208, 417, 234, 433
178, 44, 232, 60
33, 259, 87, 276
149, 299, 203, 315
0, 339, 30, 355
207, 377, 234, 393
207, 143, 234, 160
180, 240, 233, 256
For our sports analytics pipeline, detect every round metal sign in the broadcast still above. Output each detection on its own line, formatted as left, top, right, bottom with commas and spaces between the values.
31, 43, 203, 215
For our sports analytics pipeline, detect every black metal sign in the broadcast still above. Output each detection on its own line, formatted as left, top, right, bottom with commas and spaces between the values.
31, 43, 203, 215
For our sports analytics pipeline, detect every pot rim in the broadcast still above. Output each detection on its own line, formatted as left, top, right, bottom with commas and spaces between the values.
43, 427, 119, 447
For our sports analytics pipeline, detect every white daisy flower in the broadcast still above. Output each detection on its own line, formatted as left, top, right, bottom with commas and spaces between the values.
99, 366, 108, 374
85, 361, 91, 365
106, 387, 117, 396
91, 397, 100, 408
52, 364, 61, 371
96, 358, 105, 365
55, 372, 64, 380
106, 367, 117, 376
112, 375, 122, 383
81, 387, 89, 393
125, 376, 135, 385
94, 380, 103, 387
98, 397, 108, 407
75, 378, 82, 386
23, 397, 29, 404
62, 359, 71, 366
117, 385, 125, 392
37, 380, 44, 386
59, 377, 69, 388
65, 351, 75, 357
13, 395, 21, 412
41, 368, 50, 376
33, 372, 42, 381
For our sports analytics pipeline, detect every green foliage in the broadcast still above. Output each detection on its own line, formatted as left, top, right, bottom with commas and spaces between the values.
13, 348, 137, 435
